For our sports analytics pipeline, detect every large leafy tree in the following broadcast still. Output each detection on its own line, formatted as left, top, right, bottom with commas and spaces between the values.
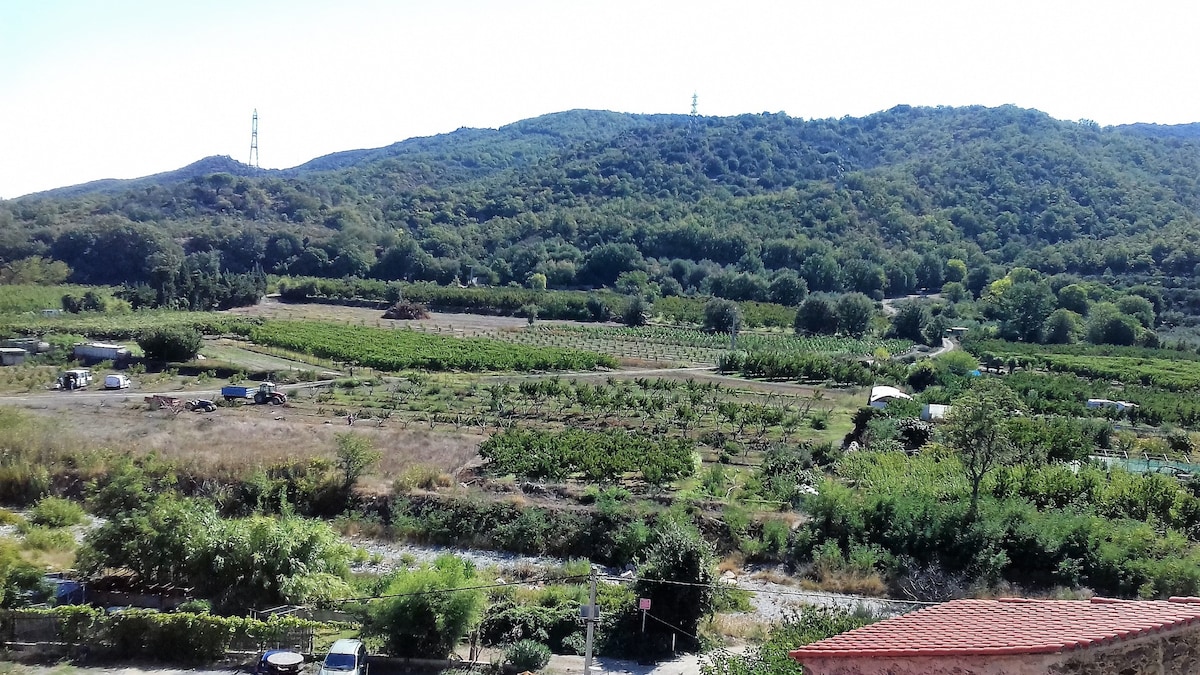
986, 279, 1055, 342
1086, 302, 1140, 345
942, 380, 1028, 518
137, 326, 202, 362
634, 520, 716, 655
703, 297, 743, 334
835, 293, 875, 337
768, 270, 808, 306
794, 297, 838, 336
889, 302, 929, 343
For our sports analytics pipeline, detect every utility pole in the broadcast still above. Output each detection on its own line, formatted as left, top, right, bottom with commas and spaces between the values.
584, 566, 598, 674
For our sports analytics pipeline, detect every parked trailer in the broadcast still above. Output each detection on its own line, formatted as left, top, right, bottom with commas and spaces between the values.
73, 342, 131, 363
221, 382, 287, 405
221, 385, 257, 400
145, 394, 182, 410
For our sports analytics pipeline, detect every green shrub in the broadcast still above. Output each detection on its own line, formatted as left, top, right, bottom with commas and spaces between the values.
137, 326, 203, 362
504, 639, 552, 671
176, 599, 212, 614
29, 496, 86, 528
20, 525, 75, 551
0, 509, 25, 527
366, 555, 485, 658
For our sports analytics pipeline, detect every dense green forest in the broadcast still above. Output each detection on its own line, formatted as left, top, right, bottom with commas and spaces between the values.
6, 105, 1200, 319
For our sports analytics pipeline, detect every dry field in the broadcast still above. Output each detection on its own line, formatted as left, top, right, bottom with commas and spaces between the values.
17, 403, 483, 493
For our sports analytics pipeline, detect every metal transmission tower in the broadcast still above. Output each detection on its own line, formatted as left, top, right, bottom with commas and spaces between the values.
691, 92, 698, 117
249, 109, 260, 168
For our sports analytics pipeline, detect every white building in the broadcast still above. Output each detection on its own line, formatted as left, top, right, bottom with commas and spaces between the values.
869, 385, 913, 409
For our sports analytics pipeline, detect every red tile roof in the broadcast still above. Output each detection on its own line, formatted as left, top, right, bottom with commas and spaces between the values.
790, 597, 1200, 661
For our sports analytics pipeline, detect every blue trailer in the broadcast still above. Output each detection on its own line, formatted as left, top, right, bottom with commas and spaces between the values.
221, 382, 287, 405
221, 385, 257, 401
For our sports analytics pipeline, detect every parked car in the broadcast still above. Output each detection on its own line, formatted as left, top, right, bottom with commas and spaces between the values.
104, 374, 130, 390
57, 369, 93, 390
319, 639, 368, 675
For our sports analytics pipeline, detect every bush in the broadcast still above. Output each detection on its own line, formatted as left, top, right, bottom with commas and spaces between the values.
394, 464, 452, 492
504, 639, 552, 671
366, 555, 485, 658
0, 509, 25, 527
29, 496, 86, 528
20, 525, 75, 551
137, 326, 203, 362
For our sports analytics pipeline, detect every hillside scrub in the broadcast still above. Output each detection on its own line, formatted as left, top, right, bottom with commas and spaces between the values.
798, 450, 1200, 599
16, 106, 1200, 311
78, 493, 352, 610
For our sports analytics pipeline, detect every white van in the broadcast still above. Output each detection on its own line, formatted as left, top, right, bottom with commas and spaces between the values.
319, 639, 367, 675
104, 374, 130, 390
59, 369, 93, 390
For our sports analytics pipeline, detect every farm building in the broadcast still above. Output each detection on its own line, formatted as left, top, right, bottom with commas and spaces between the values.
72, 342, 131, 363
868, 385, 913, 409
790, 597, 1200, 675
1087, 398, 1138, 413
921, 404, 951, 421
1, 338, 49, 353
0, 347, 27, 366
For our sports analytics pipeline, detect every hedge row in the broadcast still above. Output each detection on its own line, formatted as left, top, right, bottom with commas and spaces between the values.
10, 605, 321, 663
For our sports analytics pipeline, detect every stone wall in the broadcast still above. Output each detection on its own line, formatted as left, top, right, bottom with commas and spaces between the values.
1050, 627, 1200, 674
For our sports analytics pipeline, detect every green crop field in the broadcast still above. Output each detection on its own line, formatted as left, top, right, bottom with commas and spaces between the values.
0, 311, 256, 340
249, 320, 618, 372
490, 324, 911, 365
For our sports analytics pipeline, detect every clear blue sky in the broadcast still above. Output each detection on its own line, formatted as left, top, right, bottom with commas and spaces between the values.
3, 0, 1199, 198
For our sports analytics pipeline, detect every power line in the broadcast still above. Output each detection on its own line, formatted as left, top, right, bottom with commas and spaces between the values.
603, 574, 937, 607
326, 570, 934, 609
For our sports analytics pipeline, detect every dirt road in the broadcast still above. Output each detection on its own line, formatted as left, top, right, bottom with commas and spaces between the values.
0, 380, 339, 407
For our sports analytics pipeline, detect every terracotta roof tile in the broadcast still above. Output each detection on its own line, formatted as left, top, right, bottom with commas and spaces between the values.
789, 597, 1200, 661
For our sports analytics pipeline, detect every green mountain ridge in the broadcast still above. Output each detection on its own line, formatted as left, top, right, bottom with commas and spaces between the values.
6, 104, 1200, 316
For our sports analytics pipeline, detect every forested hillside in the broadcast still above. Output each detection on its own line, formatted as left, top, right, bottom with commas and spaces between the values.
5, 104, 1200, 316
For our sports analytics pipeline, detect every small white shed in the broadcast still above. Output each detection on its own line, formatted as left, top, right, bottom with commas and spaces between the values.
922, 404, 952, 421
869, 385, 913, 409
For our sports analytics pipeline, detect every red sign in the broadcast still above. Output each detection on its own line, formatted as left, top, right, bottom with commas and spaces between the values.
638, 598, 652, 610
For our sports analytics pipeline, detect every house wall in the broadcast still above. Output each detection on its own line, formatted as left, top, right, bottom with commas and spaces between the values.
801, 626, 1200, 675
1050, 627, 1200, 674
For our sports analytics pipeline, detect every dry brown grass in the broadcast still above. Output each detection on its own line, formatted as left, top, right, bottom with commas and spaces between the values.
20, 546, 75, 571
393, 464, 455, 492
718, 553, 746, 574
750, 568, 801, 587
799, 570, 889, 597
704, 613, 771, 642
19, 405, 483, 488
